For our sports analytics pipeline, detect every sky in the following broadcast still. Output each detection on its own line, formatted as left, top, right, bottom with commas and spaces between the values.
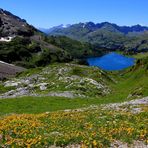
0, 0, 148, 28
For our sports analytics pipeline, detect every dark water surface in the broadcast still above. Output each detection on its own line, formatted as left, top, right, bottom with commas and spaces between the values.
87, 52, 135, 71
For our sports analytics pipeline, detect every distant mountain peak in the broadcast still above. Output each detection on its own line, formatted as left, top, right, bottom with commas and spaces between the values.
39, 24, 71, 34
60, 24, 71, 28
84, 22, 96, 28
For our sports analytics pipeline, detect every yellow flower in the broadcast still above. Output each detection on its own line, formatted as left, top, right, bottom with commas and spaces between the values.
92, 140, 97, 146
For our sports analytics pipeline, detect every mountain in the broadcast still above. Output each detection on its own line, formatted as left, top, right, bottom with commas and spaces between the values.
39, 24, 71, 34
0, 8, 71, 68
49, 22, 148, 52
49, 22, 148, 37
0, 8, 38, 37
0, 9, 101, 69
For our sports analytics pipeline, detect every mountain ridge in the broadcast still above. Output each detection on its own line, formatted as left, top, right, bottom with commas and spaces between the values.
44, 22, 148, 35
48, 21, 148, 52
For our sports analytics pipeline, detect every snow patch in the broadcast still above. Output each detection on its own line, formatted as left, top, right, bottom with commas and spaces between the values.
0, 36, 14, 42
62, 24, 71, 28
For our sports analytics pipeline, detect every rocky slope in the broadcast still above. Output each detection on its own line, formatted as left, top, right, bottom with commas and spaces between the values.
0, 55, 147, 99
0, 8, 37, 37
0, 61, 26, 80
0, 63, 113, 98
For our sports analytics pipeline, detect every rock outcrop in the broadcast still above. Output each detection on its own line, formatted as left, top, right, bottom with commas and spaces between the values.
0, 61, 26, 79
0, 64, 112, 98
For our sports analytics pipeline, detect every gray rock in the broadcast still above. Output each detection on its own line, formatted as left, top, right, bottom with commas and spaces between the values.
40, 85, 47, 91
46, 91, 82, 98
16, 87, 29, 96
4, 81, 20, 87
131, 108, 142, 114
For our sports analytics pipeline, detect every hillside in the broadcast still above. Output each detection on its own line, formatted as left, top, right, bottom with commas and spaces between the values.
0, 8, 70, 68
0, 63, 113, 98
0, 8, 37, 37
44, 36, 104, 59
0, 54, 147, 100
49, 22, 148, 52
0, 9, 102, 69
0, 55, 148, 147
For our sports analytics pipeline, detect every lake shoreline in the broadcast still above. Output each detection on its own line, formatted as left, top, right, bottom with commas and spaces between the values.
87, 52, 135, 71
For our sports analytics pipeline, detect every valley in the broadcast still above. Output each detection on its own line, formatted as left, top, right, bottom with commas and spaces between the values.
0, 7, 148, 148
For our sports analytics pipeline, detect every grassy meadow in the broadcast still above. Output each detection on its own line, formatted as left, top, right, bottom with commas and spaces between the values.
0, 54, 148, 147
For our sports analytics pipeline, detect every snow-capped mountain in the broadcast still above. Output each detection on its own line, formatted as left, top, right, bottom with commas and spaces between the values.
39, 24, 71, 34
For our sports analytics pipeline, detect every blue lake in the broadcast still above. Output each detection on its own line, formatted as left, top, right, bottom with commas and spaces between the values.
87, 52, 135, 71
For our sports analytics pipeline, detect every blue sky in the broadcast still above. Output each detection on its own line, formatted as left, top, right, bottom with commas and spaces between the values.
0, 0, 148, 28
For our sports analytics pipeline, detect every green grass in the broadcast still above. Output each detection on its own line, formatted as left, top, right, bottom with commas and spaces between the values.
0, 95, 127, 116
132, 52, 148, 59
0, 73, 147, 116
0, 85, 15, 94
0, 56, 148, 116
